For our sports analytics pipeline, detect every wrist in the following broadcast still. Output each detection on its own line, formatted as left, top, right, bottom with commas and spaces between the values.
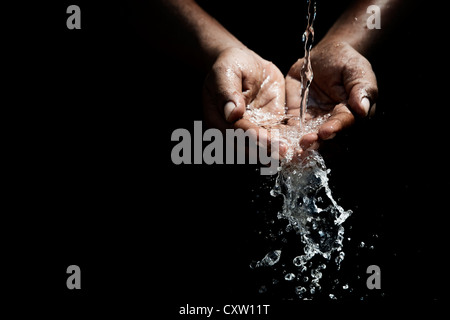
320, 30, 370, 57
202, 39, 247, 71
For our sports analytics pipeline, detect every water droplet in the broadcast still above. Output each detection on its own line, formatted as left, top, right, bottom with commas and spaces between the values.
285, 273, 296, 281
311, 269, 322, 279
295, 286, 307, 295
256, 250, 281, 267
293, 256, 304, 267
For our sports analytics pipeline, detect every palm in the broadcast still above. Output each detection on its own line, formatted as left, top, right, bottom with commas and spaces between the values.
237, 61, 286, 130
286, 66, 351, 129
284, 50, 364, 149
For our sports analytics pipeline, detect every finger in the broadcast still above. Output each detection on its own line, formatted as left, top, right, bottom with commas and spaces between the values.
317, 103, 355, 140
299, 132, 319, 151
285, 60, 303, 110
205, 63, 247, 123
285, 75, 302, 112
343, 58, 378, 117
234, 118, 287, 159
224, 101, 239, 121
368, 103, 376, 118
251, 63, 286, 114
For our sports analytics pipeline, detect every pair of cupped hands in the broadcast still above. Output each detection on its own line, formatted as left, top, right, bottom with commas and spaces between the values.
202, 40, 378, 160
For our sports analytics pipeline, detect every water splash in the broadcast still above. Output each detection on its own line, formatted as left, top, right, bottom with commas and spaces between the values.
251, 0, 353, 299
254, 250, 282, 267
271, 151, 351, 255
251, 115, 352, 299
269, 150, 352, 298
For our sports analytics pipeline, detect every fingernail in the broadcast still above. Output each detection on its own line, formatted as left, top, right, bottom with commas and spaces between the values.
278, 141, 286, 156
324, 133, 336, 140
271, 140, 286, 158
224, 101, 236, 121
361, 97, 371, 116
257, 130, 269, 148
310, 141, 320, 150
369, 103, 376, 118
270, 151, 280, 161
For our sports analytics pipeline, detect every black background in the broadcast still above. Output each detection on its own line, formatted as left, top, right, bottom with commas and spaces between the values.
7, 0, 448, 317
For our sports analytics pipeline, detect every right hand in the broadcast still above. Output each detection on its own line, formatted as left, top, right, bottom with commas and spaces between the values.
202, 47, 287, 156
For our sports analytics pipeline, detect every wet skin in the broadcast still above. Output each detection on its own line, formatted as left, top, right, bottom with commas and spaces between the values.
203, 41, 378, 160
153, 0, 403, 160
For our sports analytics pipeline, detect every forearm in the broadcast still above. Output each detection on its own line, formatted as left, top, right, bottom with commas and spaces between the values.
152, 0, 245, 70
322, 0, 403, 55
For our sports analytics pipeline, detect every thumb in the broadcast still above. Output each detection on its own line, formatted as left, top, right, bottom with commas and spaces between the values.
224, 98, 245, 123
206, 64, 247, 123
348, 82, 378, 117
344, 59, 378, 117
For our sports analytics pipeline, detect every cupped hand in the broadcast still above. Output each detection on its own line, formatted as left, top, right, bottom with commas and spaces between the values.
285, 40, 378, 150
202, 47, 287, 156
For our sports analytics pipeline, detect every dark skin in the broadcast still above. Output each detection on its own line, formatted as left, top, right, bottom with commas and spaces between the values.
152, 0, 402, 160
202, 47, 288, 156
285, 40, 378, 151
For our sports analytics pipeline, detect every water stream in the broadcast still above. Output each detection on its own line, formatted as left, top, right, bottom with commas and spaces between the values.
250, 0, 353, 299
299, 0, 316, 131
